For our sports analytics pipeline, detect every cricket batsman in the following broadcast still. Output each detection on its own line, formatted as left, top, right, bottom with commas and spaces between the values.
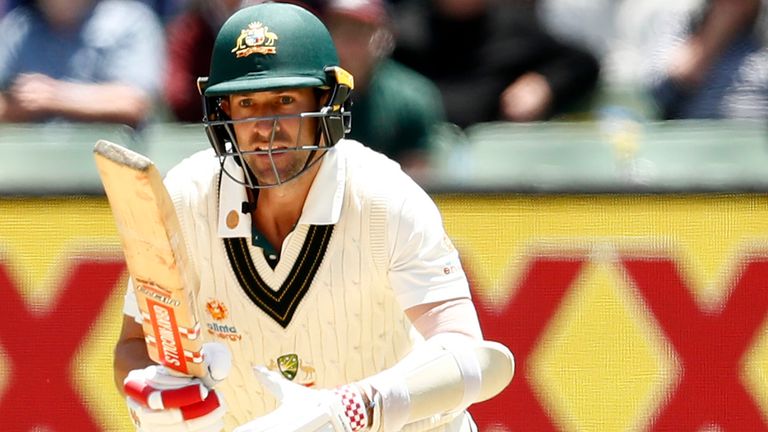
113, 3, 515, 431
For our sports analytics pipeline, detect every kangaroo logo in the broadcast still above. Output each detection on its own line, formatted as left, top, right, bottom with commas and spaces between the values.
232, 22, 278, 58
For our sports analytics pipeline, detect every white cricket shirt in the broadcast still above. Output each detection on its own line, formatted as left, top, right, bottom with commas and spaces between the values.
123, 140, 473, 430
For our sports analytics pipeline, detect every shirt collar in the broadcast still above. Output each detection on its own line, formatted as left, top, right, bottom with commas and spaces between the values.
217, 146, 346, 238
217, 157, 250, 238
298, 146, 346, 225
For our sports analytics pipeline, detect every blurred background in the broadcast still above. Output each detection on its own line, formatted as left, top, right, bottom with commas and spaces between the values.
1, 0, 768, 431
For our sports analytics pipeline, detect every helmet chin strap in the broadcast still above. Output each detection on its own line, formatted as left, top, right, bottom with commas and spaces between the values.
241, 188, 259, 214
297, 120, 325, 177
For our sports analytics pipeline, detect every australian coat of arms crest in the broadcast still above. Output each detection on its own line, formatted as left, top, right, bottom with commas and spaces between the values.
232, 22, 278, 58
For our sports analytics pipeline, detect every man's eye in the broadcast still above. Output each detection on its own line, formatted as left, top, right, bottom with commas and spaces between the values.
238, 99, 253, 107
278, 95, 294, 105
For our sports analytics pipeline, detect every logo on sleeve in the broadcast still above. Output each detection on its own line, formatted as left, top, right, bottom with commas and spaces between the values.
441, 234, 456, 252
443, 263, 459, 275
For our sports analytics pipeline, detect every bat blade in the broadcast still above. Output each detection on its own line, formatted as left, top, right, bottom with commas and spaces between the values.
94, 140, 206, 378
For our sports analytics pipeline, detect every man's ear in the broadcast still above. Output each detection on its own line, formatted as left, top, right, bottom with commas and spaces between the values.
318, 90, 331, 106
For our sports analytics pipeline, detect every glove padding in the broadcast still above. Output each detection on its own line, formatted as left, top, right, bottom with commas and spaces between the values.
124, 342, 232, 432
233, 366, 370, 432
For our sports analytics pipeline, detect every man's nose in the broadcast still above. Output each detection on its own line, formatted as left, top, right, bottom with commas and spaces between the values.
251, 117, 280, 141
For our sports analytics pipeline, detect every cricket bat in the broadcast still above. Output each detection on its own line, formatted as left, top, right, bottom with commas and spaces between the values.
94, 140, 207, 378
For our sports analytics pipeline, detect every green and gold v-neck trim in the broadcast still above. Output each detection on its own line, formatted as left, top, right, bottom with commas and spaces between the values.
223, 224, 334, 328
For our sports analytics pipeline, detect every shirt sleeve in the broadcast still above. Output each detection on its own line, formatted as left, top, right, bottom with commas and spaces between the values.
0, 8, 30, 88
83, 2, 165, 94
388, 183, 471, 310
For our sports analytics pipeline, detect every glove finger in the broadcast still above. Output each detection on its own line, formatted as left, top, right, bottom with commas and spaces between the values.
126, 379, 208, 410
202, 342, 232, 381
186, 405, 227, 432
127, 398, 184, 426
160, 384, 209, 409
233, 402, 306, 432
149, 368, 205, 388
252, 366, 317, 401
127, 392, 225, 431
232, 411, 283, 432
124, 377, 158, 409
241, 414, 331, 432
181, 389, 223, 421
190, 418, 225, 432
137, 422, 195, 432
252, 366, 291, 400
233, 403, 333, 432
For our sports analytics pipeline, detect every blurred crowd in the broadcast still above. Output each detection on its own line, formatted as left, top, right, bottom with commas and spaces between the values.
0, 0, 766, 168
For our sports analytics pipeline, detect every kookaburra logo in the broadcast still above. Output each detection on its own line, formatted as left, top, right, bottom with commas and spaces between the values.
232, 22, 278, 58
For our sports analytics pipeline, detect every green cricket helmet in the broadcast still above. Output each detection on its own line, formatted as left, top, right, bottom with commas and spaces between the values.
198, 2, 354, 189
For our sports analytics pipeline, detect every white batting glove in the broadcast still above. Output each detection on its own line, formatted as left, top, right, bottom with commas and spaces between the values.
233, 366, 371, 432
124, 342, 232, 432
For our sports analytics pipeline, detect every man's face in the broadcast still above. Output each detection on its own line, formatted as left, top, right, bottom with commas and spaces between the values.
327, 15, 379, 87
220, 88, 322, 186
36, 0, 94, 29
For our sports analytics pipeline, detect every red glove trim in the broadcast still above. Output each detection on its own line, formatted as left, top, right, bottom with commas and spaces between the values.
181, 389, 221, 420
124, 380, 205, 409
161, 384, 207, 408
124, 380, 155, 407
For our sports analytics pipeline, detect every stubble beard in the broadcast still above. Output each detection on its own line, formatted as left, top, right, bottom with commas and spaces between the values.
238, 117, 320, 186
245, 150, 311, 186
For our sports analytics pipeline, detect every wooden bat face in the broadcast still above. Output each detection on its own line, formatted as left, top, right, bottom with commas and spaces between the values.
94, 140, 206, 377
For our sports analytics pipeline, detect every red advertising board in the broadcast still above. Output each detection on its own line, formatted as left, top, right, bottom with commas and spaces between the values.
1, 195, 767, 431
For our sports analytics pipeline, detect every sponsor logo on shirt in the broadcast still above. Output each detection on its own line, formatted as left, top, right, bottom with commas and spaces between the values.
205, 299, 242, 341
443, 264, 459, 275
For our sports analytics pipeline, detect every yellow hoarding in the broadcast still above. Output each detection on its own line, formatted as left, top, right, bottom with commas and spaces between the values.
1, 194, 767, 431
436, 194, 768, 431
